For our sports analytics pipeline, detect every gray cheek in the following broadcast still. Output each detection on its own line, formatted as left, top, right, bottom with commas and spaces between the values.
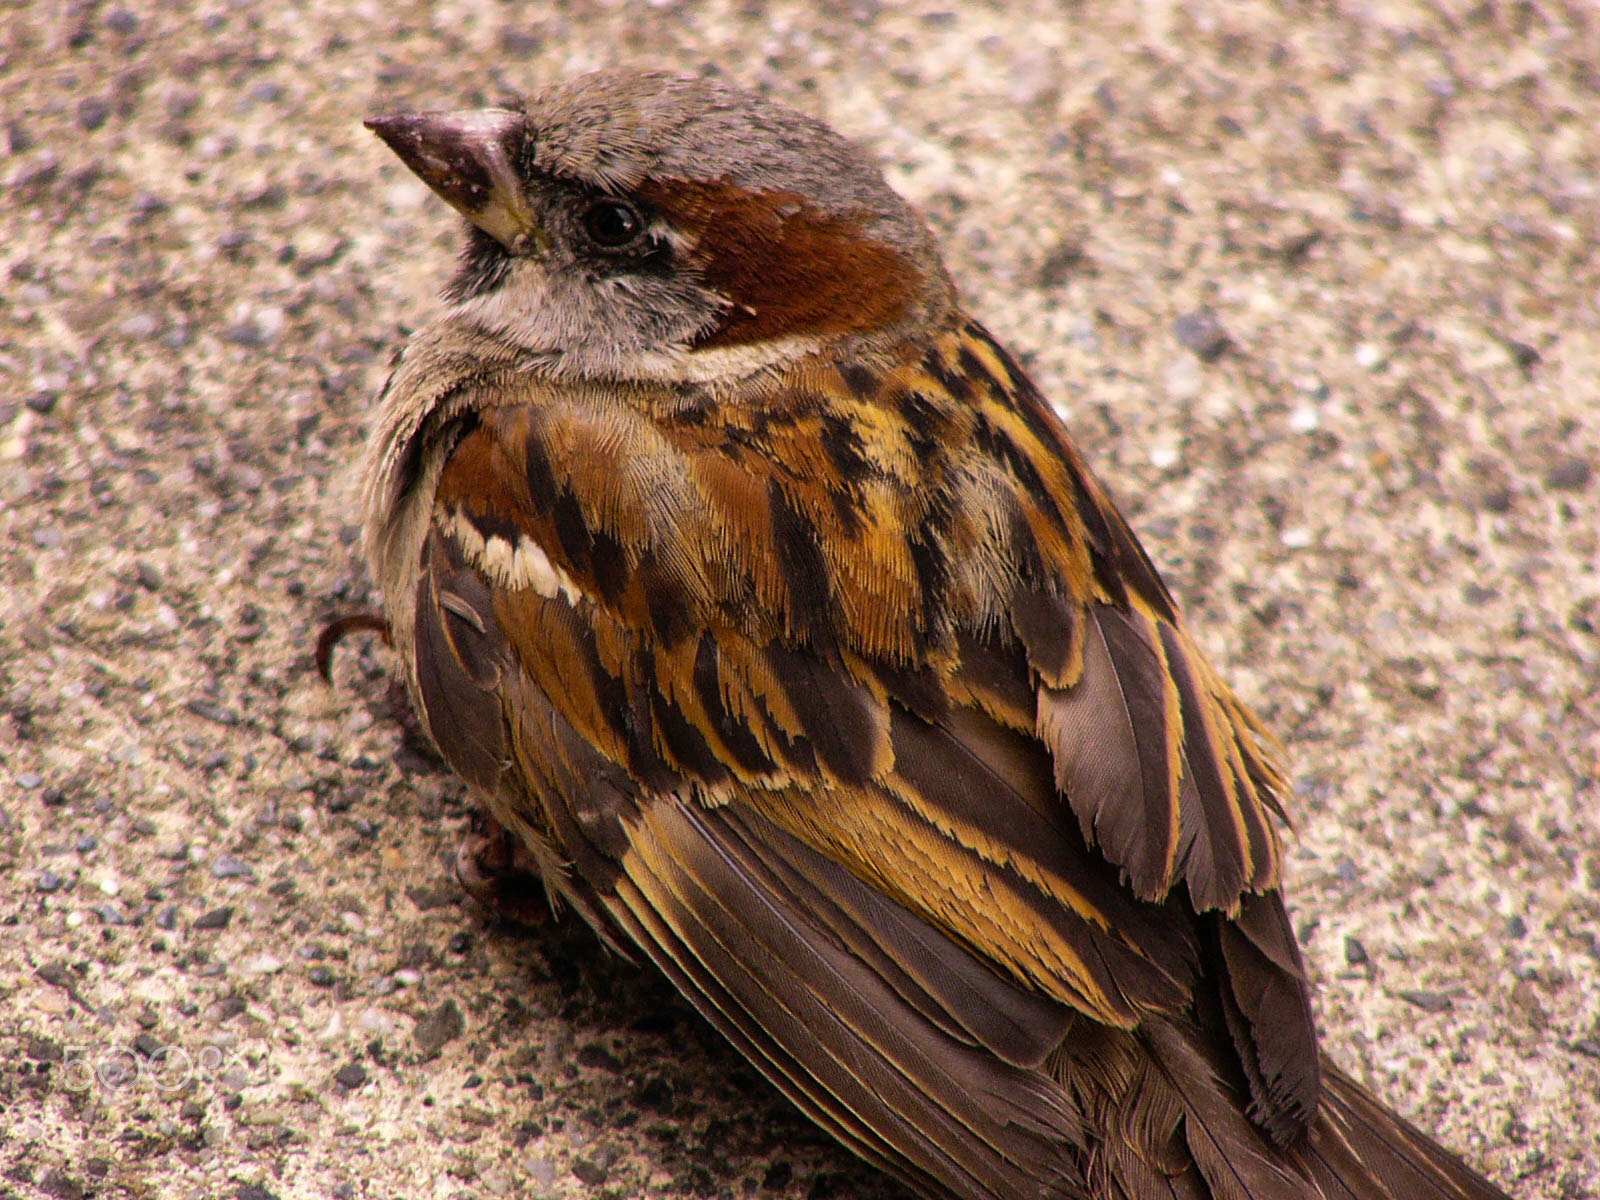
577, 272, 720, 353
448, 253, 722, 375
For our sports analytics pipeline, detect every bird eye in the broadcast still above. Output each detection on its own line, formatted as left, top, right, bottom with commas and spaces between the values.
582, 199, 644, 248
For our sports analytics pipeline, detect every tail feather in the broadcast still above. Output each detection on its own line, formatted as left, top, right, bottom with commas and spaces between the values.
1296, 1059, 1511, 1200
1096, 1023, 1512, 1200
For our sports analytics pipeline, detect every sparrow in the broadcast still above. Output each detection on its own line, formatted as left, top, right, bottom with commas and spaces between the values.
348, 70, 1511, 1200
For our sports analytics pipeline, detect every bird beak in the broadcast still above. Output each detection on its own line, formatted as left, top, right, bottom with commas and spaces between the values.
365, 108, 546, 254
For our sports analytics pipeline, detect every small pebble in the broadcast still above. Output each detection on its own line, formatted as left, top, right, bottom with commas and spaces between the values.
131, 190, 167, 220
414, 998, 464, 1057
526, 1158, 556, 1188
39, 1171, 84, 1199
119, 312, 160, 338
1505, 339, 1541, 369
571, 1159, 609, 1187
500, 27, 540, 54
1398, 989, 1452, 1013
333, 1061, 368, 1089
1344, 936, 1369, 966
77, 96, 112, 131
189, 700, 240, 727
1288, 405, 1320, 433
1148, 442, 1180, 470
1172, 310, 1230, 361
193, 906, 234, 930
211, 854, 253, 879
1545, 458, 1591, 492
224, 305, 286, 347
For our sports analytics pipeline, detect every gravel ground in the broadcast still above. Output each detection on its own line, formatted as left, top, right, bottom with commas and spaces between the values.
2, 2, 1597, 1198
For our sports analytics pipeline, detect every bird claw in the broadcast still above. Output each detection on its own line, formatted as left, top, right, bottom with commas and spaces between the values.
455, 814, 547, 927
314, 610, 392, 683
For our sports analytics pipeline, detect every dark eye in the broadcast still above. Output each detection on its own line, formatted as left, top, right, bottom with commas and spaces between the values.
582, 199, 643, 248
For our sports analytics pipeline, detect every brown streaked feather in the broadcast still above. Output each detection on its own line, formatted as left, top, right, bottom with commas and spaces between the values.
384, 306, 1509, 1200
1302, 1063, 1507, 1200
946, 626, 1038, 730
412, 530, 507, 793
414, 318, 1309, 1058
709, 805, 1077, 1071
1010, 585, 1087, 689
1211, 894, 1321, 1145
1136, 1021, 1315, 1200
1037, 612, 1162, 894
961, 321, 1179, 621
614, 798, 1089, 1200
881, 703, 1199, 1020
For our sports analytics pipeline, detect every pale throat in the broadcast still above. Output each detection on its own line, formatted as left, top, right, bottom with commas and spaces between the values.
448, 276, 829, 387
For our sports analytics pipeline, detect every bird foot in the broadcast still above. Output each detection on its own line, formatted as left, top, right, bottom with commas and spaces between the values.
455, 813, 547, 927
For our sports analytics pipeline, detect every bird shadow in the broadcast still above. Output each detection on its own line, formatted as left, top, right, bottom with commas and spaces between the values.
481, 907, 913, 1199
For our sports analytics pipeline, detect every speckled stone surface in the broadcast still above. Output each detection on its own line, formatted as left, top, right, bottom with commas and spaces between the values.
2, 3, 1597, 1198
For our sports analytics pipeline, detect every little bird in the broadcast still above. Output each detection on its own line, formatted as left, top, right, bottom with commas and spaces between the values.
353, 70, 1510, 1200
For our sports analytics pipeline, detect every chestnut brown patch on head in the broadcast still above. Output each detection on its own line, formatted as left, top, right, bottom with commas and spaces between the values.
638, 179, 924, 348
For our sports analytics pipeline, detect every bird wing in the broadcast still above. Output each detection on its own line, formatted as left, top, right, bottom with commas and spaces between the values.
412, 518, 1094, 1200
401, 322, 1321, 1194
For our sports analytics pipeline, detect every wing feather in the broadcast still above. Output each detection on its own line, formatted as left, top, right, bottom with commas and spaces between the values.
1037, 610, 1165, 894
613, 797, 1088, 1200
394, 327, 1340, 1195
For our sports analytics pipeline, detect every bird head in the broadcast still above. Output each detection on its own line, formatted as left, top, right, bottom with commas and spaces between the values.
367, 71, 954, 383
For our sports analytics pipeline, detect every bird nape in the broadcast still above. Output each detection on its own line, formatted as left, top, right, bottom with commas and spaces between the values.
336, 69, 1512, 1200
